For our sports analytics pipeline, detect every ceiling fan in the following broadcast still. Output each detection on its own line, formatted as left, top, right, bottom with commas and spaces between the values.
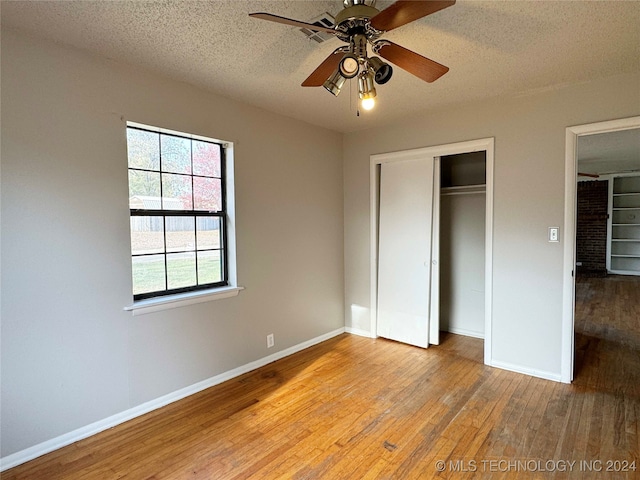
250, 0, 455, 111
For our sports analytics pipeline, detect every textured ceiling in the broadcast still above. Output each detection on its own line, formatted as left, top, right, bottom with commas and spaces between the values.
578, 128, 640, 176
2, 0, 639, 133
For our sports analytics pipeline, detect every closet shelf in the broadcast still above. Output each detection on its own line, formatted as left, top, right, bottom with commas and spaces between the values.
441, 184, 486, 196
608, 175, 640, 276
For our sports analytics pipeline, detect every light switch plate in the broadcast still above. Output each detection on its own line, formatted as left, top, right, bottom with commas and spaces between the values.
549, 227, 559, 242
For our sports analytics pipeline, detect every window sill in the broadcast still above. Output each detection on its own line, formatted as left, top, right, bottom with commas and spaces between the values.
124, 286, 244, 316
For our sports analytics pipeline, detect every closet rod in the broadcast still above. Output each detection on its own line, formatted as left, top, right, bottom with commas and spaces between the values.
441, 190, 486, 197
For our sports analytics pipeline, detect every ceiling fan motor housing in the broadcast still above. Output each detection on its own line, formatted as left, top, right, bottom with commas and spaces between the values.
343, 0, 377, 8
333, 4, 384, 84
334, 4, 382, 43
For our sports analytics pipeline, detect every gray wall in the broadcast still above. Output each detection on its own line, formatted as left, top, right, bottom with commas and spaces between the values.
343, 72, 640, 379
1, 30, 344, 457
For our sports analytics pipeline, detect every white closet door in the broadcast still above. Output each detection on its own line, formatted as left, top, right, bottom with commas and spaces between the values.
377, 157, 435, 348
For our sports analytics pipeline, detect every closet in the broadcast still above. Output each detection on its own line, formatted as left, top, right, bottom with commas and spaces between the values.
375, 147, 489, 349
439, 152, 487, 338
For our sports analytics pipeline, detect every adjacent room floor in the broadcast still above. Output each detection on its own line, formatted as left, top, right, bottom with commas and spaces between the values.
4, 275, 639, 479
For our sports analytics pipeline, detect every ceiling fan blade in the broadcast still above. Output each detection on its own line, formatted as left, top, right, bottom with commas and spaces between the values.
301, 48, 346, 87
370, 0, 455, 32
249, 13, 336, 35
578, 172, 600, 178
375, 41, 448, 83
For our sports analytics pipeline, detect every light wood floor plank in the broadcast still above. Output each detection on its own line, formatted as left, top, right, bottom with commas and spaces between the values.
4, 275, 639, 479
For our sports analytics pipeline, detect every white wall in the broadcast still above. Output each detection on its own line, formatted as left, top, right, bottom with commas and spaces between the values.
0, 30, 344, 458
344, 72, 640, 379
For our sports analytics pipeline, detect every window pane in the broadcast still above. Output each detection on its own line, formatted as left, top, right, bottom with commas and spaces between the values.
127, 129, 159, 171
132, 255, 166, 295
127, 124, 229, 299
167, 252, 196, 289
198, 250, 222, 284
193, 177, 222, 211
130, 216, 164, 255
196, 217, 221, 250
193, 140, 221, 177
166, 216, 195, 253
129, 171, 161, 208
162, 173, 193, 210
161, 134, 191, 174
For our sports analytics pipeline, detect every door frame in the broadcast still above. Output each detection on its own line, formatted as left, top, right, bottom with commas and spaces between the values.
370, 137, 495, 364
562, 116, 640, 383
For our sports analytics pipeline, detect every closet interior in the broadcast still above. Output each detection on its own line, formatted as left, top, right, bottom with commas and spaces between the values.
439, 151, 487, 339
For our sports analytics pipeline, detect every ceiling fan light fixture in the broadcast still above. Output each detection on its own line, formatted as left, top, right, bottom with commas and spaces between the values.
368, 56, 393, 84
323, 69, 347, 96
358, 70, 377, 110
339, 53, 360, 78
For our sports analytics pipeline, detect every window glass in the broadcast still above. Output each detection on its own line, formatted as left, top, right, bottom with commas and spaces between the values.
161, 134, 191, 174
132, 255, 166, 295
193, 140, 221, 177
127, 128, 160, 171
197, 250, 222, 285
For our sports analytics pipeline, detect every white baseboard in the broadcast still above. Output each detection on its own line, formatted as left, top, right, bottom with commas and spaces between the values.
0, 327, 346, 472
446, 327, 484, 339
345, 326, 375, 338
490, 359, 562, 383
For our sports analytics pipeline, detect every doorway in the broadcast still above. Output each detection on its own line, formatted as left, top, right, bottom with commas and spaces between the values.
563, 116, 640, 383
370, 138, 494, 364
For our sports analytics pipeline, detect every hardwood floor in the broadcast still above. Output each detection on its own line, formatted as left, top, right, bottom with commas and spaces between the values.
4, 276, 639, 479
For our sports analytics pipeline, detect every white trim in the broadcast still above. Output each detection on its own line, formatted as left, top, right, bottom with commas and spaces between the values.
369, 160, 379, 339
446, 328, 485, 339
490, 359, 562, 383
563, 116, 640, 384
345, 326, 376, 338
124, 286, 244, 316
484, 139, 495, 365
0, 328, 345, 472
369, 138, 495, 363
126, 121, 229, 146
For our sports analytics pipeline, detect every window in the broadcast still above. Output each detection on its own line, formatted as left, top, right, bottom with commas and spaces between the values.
126, 124, 231, 300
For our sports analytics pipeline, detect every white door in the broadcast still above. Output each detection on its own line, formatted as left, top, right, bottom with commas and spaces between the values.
377, 157, 436, 348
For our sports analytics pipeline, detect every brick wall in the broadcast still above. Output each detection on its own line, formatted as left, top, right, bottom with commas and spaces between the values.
576, 180, 608, 276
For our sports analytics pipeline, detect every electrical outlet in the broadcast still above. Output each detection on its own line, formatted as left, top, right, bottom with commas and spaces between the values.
548, 227, 559, 242
267, 334, 274, 349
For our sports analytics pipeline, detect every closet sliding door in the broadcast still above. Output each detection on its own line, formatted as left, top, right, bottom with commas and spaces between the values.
377, 157, 436, 348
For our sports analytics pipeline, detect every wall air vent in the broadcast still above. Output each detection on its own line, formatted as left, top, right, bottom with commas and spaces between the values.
299, 13, 335, 43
